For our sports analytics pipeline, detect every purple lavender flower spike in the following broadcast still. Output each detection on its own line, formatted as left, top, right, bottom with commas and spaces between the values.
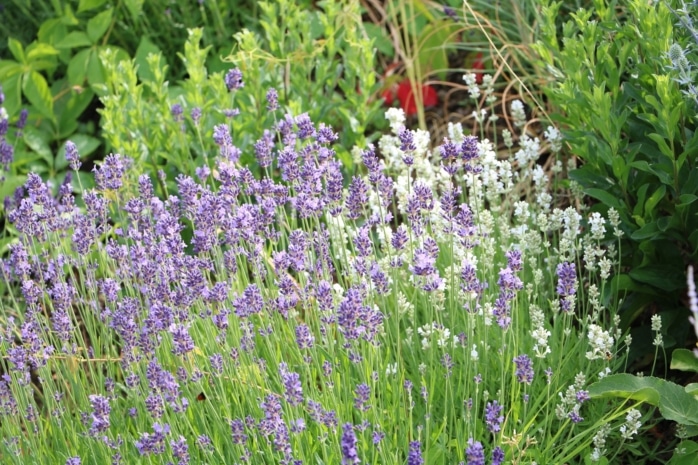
266, 88, 279, 111
465, 438, 485, 465
354, 383, 371, 412
513, 354, 534, 384
408, 441, 424, 465
484, 400, 504, 433
88, 394, 111, 436
492, 446, 505, 465
94, 153, 128, 190
225, 68, 244, 91
341, 423, 360, 464
279, 363, 304, 406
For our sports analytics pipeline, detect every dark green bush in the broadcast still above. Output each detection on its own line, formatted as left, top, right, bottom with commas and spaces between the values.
534, 0, 698, 354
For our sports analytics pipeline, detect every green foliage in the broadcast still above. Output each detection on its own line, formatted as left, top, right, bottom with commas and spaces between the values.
589, 373, 698, 432
232, 0, 380, 165
0, 0, 264, 194
0, 2, 123, 182
99, 0, 381, 187
534, 0, 698, 337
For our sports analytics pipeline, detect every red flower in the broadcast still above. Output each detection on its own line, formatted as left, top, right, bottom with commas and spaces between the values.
391, 80, 438, 116
472, 52, 485, 84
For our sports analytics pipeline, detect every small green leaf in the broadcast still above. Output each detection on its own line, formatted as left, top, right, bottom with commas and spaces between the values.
671, 349, 698, 374
22, 71, 54, 121
8, 38, 26, 63
78, 0, 108, 13
86, 8, 113, 43
56, 31, 93, 49
589, 374, 698, 426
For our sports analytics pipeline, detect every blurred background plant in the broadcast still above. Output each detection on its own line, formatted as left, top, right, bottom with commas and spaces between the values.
534, 0, 698, 370
98, 0, 380, 197
0, 0, 303, 253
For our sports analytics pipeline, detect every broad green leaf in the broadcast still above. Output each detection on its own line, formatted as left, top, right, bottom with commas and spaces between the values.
0, 60, 24, 79
648, 132, 676, 160
22, 126, 53, 164
569, 166, 614, 189
57, 89, 94, 138
585, 187, 624, 210
589, 374, 698, 426
87, 48, 106, 88
630, 221, 660, 240
644, 184, 666, 218
86, 8, 114, 44
37, 17, 66, 45
78, 0, 108, 13
677, 194, 698, 208
363, 23, 394, 57
0, 174, 27, 202
8, 38, 26, 63
123, 0, 145, 18
687, 384, 698, 397
629, 264, 685, 292
134, 36, 163, 83
56, 31, 93, 49
22, 71, 54, 121
0, 73, 22, 115
667, 440, 698, 465
26, 43, 60, 61
67, 48, 92, 85
671, 349, 698, 374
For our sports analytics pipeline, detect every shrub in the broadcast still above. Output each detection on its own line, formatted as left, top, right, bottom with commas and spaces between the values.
534, 0, 698, 361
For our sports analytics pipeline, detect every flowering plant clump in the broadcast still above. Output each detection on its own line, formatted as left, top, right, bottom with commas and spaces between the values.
0, 73, 645, 464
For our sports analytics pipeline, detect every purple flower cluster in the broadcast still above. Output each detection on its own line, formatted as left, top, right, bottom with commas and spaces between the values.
135, 423, 170, 456
94, 153, 128, 190
341, 423, 360, 464
88, 394, 111, 436
484, 400, 504, 433
225, 68, 244, 91
408, 440, 424, 465
0, 91, 16, 171
279, 363, 304, 406
513, 354, 534, 384
556, 261, 577, 312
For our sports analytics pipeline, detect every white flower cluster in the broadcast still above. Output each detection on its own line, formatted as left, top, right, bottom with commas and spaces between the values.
619, 409, 643, 439
590, 423, 611, 462
688, 265, 698, 357
530, 305, 551, 358
511, 99, 527, 128
586, 324, 615, 360
416, 322, 453, 350
555, 372, 586, 421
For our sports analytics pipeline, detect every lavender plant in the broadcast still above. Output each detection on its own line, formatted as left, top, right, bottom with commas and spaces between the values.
1, 73, 650, 464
